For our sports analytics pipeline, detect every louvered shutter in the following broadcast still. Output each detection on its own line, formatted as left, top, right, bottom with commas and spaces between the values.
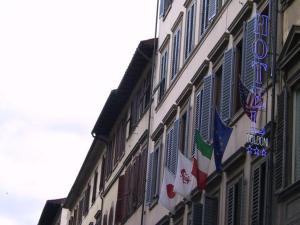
274, 90, 288, 190
242, 18, 256, 91
192, 202, 203, 225
200, 0, 208, 35
138, 148, 148, 204
146, 152, 154, 205
171, 119, 180, 174
193, 90, 203, 156
133, 156, 140, 209
227, 185, 234, 225
116, 175, 125, 223
220, 49, 234, 123
166, 127, 174, 170
200, 75, 214, 142
184, 107, 190, 156
208, 0, 217, 21
203, 196, 218, 225
103, 214, 107, 225
295, 90, 300, 181
250, 163, 266, 225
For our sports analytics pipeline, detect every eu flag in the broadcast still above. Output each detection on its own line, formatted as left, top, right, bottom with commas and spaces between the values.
213, 110, 233, 172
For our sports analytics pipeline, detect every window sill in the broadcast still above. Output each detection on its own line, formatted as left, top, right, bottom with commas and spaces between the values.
276, 179, 300, 202
149, 196, 159, 210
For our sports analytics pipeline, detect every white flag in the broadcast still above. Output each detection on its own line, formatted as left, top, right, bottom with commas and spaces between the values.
174, 151, 197, 198
159, 167, 178, 211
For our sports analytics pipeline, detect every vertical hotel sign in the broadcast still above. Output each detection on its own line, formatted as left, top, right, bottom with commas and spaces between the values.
246, 14, 269, 157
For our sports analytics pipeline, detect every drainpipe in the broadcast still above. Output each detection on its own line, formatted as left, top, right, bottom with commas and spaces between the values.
140, 0, 159, 224
266, 0, 278, 224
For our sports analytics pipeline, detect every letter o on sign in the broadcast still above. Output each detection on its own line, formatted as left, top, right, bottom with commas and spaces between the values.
253, 39, 268, 60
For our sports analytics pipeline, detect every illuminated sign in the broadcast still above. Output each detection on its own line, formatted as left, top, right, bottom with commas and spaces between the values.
246, 14, 269, 157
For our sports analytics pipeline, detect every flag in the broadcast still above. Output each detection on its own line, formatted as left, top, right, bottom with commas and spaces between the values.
239, 79, 258, 122
174, 151, 197, 198
159, 167, 178, 211
191, 130, 213, 190
213, 111, 233, 172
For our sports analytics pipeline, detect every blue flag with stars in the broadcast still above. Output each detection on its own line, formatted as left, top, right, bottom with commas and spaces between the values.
213, 110, 233, 172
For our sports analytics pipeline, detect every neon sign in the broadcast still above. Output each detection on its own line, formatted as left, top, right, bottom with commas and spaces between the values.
246, 14, 269, 157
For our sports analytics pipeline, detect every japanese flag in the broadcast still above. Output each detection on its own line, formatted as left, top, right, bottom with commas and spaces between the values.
159, 167, 178, 211
174, 151, 197, 198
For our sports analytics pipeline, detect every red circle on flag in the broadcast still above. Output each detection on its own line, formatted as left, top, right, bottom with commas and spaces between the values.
166, 184, 176, 198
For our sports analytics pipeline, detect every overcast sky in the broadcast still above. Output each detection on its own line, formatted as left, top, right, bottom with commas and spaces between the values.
0, 1, 156, 224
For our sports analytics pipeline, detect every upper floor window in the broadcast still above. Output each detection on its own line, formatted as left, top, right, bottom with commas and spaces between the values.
158, 47, 169, 101
160, 0, 172, 18
200, 0, 224, 36
171, 26, 181, 80
184, 1, 196, 59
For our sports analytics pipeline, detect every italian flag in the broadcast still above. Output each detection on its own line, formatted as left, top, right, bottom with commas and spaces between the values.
192, 129, 213, 190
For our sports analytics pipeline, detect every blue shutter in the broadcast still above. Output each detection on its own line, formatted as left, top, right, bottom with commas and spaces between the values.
184, 107, 190, 157
220, 49, 234, 123
208, 0, 217, 21
204, 196, 218, 225
200, 0, 208, 35
166, 127, 174, 171
171, 119, 179, 174
192, 202, 203, 225
295, 90, 300, 181
242, 18, 256, 91
159, 0, 165, 17
193, 90, 203, 156
200, 75, 214, 142
145, 152, 154, 205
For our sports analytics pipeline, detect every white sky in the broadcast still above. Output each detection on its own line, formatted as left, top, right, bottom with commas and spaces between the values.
0, 1, 156, 224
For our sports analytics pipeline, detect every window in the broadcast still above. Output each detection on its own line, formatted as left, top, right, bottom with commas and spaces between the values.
215, 65, 223, 113
185, 1, 196, 59
179, 106, 190, 157
200, 0, 223, 36
159, 48, 169, 101
226, 176, 244, 225
250, 162, 266, 225
92, 171, 98, 204
160, 0, 172, 18
146, 142, 162, 205
233, 40, 243, 115
83, 184, 91, 216
171, 26, 181, 80
293, 86, 300, 181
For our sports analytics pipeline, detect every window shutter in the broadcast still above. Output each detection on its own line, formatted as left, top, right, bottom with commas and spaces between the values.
220, 49, 234, 123
208, 0, 217, 21
116, 175, 125, 224
166, 127, 174, 171
99, 157, 105, 191
138, 148, 148, 204
193, 90, 203, 156
171, 119, 180, 174
200, 0, 208, 35
200, 75, 214, 142
92, 172, 98, 203
184, 107, 190, 157
146, 152, 154, 205
108, 207, 114, 225
192, 202, 203, 225
295, 90, 300, 181
203, 196, 218, 225
159, 0, 165, 17
251, 165, 264, 225
236, 178, 243, 225
242, 18, 256, 91
227, 185, 234, 225
275, 90, 287, 190
103, 214, 107, 225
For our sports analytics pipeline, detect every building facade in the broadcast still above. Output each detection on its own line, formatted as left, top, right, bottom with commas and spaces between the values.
38, 0, 300, 225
